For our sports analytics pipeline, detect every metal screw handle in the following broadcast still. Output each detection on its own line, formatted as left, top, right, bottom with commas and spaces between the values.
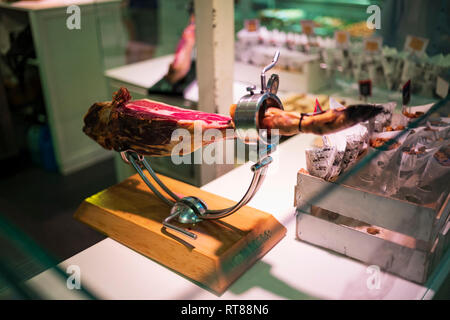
261, 50, 280, 92
246, 85, 256, 95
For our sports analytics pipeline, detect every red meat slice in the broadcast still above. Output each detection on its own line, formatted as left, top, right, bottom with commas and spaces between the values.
83, 87, 233, 156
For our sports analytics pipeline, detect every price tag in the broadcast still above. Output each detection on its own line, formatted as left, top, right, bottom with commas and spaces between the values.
334, 30, 350, 48
244, 19, 259, 32
402, 80, 411, 106
436, 76, 449, 98
359, 79, 372, 99
404, 35, 429, 55
300, 20, 315, 36
363, 37, 382, 54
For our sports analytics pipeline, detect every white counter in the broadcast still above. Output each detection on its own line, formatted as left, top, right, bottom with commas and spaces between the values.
27, 133, 438, 300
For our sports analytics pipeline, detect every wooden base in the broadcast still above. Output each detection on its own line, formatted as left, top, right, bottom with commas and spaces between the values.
74, 173, 286, 294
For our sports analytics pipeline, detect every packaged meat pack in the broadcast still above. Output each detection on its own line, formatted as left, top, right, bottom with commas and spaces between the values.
305, 146, 338, 180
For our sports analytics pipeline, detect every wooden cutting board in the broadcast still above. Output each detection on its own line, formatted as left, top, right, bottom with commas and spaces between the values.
74, 173, 286, 294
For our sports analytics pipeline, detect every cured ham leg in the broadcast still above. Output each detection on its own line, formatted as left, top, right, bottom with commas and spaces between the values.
261, 105, 383, 135
229, 103, 383, 136
83, 88, 383, 157
83, 88, 233, 156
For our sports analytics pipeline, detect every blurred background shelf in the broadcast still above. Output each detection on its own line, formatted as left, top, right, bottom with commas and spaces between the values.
0, 0, 126, 175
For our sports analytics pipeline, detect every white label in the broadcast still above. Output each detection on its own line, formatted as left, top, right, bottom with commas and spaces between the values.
335, 30, 350, 48
436, 76, 449, 98
300, 20, 315, 36
404, 35, 429, 55
244, 19, 259, 32
363, 37, 382, 53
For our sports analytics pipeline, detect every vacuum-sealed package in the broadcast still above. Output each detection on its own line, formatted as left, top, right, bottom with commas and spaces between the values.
382, 113, 408, 132
339, 128, 367, 171
381, 47, 404, 90
367, 56, 385, 87
321, 98, 369, 180
349, 45, 363, 81
322, 133, 346, 180
235, 42, 253, 63
364, 101, 396, 133
258, 26, 271, 46
400, 56, 422, 93
322, 48, 338, 77
412, 126, 446, 148
401, 102, 435, 127
426, 118, 450, 141
358, 131, 407, 195
416, 144, 450, 202
287, 51, 320, 72
305, 146, 337, 179
270, 29, 287, 48
294, 33, 308, 51
397, 143, 440, 192
286, 32, 296, 50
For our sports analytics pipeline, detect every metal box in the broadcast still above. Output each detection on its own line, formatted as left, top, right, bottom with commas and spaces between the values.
295, 171, 450, 284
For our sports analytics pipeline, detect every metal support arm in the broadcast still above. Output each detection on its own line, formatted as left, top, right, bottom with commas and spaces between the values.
120, 150, 272, 239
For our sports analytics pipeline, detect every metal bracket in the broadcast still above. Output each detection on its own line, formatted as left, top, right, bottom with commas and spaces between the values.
118, 50, 283, 240
261, 50, 280, 93
121, 149, 273, 240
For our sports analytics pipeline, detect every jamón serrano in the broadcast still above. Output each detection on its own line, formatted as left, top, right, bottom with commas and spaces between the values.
260, 105, 384, 135
83, 87, 233, 156
83, 87, 383, 157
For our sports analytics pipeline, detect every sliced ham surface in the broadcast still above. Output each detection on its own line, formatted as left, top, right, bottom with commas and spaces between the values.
124, 99, 231, 126
83, 87, 233, 156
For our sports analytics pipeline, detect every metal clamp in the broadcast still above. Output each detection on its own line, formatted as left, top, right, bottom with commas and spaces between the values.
234, 50, 284, 146
121, 150, 273, 240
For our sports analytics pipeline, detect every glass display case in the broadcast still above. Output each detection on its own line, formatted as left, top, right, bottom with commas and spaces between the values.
0, 0, 449, 301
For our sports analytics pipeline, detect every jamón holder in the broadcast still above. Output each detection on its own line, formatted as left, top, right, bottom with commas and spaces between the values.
120, 51, 283, 239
